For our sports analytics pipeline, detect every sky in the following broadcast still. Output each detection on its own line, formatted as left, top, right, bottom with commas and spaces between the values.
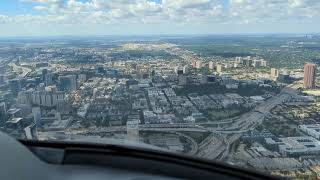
0, 0, 319, 36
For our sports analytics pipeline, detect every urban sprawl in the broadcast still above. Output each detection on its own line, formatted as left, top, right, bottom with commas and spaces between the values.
1, 37, 320, 179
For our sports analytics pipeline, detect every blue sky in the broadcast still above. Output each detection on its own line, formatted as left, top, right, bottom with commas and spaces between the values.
0, 0, 319, 36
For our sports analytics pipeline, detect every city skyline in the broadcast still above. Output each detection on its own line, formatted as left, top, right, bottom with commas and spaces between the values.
1, 32, 320, 179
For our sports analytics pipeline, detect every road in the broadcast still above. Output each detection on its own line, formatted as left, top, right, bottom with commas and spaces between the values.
75, 87, 296, 161
8, 63, 32, 78
196, 133, 228, 160
204, 87, 297, 160
205, 87, 295, 134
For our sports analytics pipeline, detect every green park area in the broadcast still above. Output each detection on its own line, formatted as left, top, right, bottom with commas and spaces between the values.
207, 109, 246, 121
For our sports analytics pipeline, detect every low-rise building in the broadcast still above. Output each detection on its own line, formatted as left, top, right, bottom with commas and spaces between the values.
299, 124, 320, 140
278, 136, 320, 157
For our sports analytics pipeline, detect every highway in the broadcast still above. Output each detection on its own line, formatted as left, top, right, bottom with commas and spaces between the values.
75, 86, 297, 161
8, 63, 32, 78
203, 87, 297, 160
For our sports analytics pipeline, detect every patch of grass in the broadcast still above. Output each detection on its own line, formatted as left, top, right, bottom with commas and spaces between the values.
179, 131, 211, 144
207, 108, 249, 121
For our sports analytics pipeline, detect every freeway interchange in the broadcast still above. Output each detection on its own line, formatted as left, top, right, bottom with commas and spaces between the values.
197, 86, 296, 161
77, 86, 297, 161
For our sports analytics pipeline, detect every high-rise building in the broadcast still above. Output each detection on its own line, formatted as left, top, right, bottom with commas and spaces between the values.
59, 75, 77, 91
216, 64, 223, 73
32, 107, 41, 127
18, 90, 65, 107
304, 63, 317, 89
0, 102, 7, 123
44, 73, 53, 86
261, 60, 267, 67
183, 65, 189, 74
270, 68, 279, 80
242, 58, 253, 67
235, 57, 242, 64
253, 59, 267, 68
208, 61, 215, 70
195, 60, 202, 69
42, 69, 48, 77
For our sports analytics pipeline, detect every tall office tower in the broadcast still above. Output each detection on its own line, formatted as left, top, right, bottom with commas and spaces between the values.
32, 107, 41, 128
9, 79, 21, 95
304, 63, 317, 89
253, 59, 262, 68
42, 69, 48, 78
195, 60, 202, 69
208, 61, 215, 70
243, 58, 253, 67
44, 73, 53, 86
216, 64, 223, 73
270, 68, 279, 80
126, 120, 139, 142
0, 102, 7, 123
235, 57, 242, 64
59, 75, 77, 91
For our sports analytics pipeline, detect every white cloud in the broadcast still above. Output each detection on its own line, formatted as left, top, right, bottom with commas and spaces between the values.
13, 0, 320, 25
229, 0, 320, 24
0, 15, 12, 24
0, 0, 319, 35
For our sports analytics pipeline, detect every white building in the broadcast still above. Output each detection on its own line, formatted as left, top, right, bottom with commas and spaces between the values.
299, 124, 320, 139
32, 107, 41, 127
18, 90, 65, 107
195, 60, 202, 69
278, 136, 320, 157
127, 120, 139, 142
208, 61, 215, 70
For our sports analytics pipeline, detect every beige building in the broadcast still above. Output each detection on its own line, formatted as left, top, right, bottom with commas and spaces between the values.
270, 68, 279, 80
195, 60, 202, 69
304, 63, 316, 89
216, 64, 223, 73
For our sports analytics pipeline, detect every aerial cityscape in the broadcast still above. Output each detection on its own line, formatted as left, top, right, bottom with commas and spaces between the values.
1, 34, 320, 178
